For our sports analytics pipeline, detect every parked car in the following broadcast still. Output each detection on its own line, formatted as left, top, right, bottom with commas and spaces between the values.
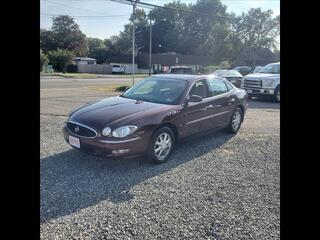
214, 69, 243, 88
169, 66, 194, 74
63, 74, 248, 163
251, 66, 263, 73
112, 64, 126, 74
233, 66, 251, 76
242, 62, 280, 102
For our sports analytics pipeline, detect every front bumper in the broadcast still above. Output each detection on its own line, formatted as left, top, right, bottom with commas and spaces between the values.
62, 126, 149, 158
242, 87, 275, 96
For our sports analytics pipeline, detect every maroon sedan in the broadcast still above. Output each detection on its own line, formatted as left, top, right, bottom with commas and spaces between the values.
63, 74, 248, 163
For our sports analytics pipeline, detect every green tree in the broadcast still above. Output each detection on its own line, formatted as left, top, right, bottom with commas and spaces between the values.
40, 49, 49, 71
41, 15, 88, 56
87, 37, 105, 51
48, 49, 74, 73
234, 8, 280, 66
40, 29, 58, 53
87, 37, 107, 63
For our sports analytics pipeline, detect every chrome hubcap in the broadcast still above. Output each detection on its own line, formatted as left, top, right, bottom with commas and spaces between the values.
154, 133, 172, 161
232, 111, 241, 131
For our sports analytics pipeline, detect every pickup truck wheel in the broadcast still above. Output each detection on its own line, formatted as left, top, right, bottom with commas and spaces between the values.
226, 108, 243, 134
273, 86, 280, 102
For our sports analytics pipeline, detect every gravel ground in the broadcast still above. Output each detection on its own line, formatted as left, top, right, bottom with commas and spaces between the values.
40, 78, 279, 240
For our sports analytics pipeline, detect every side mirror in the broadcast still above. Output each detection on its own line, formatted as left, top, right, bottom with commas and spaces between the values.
188, 95, 203, 103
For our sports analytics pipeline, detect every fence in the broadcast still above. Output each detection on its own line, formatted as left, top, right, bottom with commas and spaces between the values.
77, 64, 112, 74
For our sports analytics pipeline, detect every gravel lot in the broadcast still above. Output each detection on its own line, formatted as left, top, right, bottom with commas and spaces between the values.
40, 76, 280, 240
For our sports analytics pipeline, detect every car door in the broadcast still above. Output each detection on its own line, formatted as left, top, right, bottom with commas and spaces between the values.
177, 79, 214, 138
205, 78, 236, 128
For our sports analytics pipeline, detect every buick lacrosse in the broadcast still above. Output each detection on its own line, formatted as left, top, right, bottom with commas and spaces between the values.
63, 74, 248, 163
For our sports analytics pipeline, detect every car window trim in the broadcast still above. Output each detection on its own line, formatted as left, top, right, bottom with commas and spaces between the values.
206, 79, 233, 100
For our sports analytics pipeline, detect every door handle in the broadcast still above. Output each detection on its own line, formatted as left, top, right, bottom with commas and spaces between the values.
206, 104, 220, 110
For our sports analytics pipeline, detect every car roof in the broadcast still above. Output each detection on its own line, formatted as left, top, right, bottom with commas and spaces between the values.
151, 74, 225, 82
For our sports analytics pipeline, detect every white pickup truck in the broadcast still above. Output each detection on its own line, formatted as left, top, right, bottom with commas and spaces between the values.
242, 62, 280, 102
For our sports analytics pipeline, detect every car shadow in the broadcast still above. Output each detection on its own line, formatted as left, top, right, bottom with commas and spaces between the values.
40, 130, 233, 224
248, 98, 280, 110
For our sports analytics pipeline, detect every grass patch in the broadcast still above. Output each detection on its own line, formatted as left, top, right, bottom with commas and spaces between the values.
115, 85, 130, 92
41, 73, 98, 78
88, 85, 131, 93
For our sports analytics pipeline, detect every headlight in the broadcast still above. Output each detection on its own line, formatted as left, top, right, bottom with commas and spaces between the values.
112, 126, 137, 138
102, 127, 111, 136
263, 79, 275, 88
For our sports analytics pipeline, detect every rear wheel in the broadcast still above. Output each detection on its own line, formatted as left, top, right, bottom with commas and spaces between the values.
147, 127, 175, 163
226, 108, 243, 133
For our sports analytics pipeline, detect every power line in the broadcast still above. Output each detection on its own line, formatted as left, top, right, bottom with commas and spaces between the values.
42, 0, 110, 15
110, 0, 237, 20
40, 13, 130, 18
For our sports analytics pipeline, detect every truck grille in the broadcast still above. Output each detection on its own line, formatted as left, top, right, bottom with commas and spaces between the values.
243, 79, 262, 88
67, 121, 97, 138
225, 77, 242, 87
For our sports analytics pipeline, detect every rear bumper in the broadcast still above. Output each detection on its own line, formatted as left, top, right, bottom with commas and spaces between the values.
62, 126, 149, 158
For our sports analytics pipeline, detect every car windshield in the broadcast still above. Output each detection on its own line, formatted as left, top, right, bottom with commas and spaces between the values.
215, 70, 242, 77
113, 65, 120, 68
259, 63, 280, 74
121, 77, 187, 105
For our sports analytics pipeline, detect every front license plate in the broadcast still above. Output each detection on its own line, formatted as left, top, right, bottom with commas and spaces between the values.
246, 89, 253, 93
69, 136, 80, 148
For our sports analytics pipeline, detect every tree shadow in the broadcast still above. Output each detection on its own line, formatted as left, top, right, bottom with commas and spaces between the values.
40, 130, 233, 223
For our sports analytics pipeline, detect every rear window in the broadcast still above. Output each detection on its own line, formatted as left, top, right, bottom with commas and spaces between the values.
113, 65, 120, 68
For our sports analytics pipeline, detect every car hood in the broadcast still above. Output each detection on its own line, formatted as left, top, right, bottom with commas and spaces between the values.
245, 73, 280, 79
69, 96, 171, 130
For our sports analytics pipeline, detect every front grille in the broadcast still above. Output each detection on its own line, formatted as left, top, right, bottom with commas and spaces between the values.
243, 79, 262, 88
67, 121, 97, 138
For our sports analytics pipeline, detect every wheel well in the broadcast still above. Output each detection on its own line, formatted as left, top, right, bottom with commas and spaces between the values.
236, 104, 245, 122
157, 123, 179, 142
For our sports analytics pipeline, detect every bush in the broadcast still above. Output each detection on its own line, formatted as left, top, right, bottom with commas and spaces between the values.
48, 49, 74, 73
115, 85, 130, 92
66, 64, 78, 73
40, 49, 49, 71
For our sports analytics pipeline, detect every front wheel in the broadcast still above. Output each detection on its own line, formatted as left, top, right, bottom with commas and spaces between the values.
147, 127, 175, 163
226, 108, 243, 133
273, 86, 280, 103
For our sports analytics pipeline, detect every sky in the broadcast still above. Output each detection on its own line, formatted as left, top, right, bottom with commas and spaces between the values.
40, 0, 280, 40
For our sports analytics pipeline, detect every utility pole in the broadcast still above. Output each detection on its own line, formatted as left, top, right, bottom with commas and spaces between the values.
149, 17, 152, 76
132, 1, 137, 85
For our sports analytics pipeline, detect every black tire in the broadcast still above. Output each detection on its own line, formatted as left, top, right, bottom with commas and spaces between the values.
226, 108, 243, 134
147, 127, 175, 163
273, 86, 280, 103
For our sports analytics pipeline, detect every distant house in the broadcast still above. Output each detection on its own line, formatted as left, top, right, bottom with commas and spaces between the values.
73, 57, 97, 65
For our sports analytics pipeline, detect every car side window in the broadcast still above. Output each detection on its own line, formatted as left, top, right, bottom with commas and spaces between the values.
207, 79, 229, 96
189, 80, 208, 98
224, 81, 233, 91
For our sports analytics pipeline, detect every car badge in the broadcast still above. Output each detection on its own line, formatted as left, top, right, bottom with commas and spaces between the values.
74, 126, 80, 133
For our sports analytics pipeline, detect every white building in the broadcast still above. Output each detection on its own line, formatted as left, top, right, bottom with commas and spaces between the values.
73, 57, 97, 65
